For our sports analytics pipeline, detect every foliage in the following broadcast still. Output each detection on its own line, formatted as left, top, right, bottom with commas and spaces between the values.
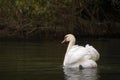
0, 0, 119, 39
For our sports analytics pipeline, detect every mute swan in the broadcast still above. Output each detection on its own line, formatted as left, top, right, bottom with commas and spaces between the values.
62, 34, 100, 68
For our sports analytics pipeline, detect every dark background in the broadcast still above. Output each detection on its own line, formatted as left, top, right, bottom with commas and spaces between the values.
0, 0, 120, 40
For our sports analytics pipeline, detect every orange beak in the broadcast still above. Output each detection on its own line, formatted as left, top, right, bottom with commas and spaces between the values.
61, 38, 67, 44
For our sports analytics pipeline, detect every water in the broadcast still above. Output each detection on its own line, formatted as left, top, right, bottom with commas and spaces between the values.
0, 38, 120, 80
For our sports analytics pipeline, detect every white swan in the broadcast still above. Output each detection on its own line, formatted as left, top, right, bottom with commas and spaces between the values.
62, 34, 100, 68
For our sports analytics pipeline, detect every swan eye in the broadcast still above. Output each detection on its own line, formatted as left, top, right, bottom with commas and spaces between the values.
65, 35, 68, 38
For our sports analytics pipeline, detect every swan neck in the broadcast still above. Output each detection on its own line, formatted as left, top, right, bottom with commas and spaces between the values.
66, 39, 75, 53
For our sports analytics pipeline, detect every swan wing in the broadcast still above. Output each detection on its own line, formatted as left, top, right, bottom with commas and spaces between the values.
64, 45, 91, 65
85, 44, 100, 61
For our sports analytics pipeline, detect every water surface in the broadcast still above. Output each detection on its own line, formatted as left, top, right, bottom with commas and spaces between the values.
0, 38, 120, 80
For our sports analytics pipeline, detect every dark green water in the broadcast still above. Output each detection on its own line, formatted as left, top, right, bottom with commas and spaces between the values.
0, 39, 120, 80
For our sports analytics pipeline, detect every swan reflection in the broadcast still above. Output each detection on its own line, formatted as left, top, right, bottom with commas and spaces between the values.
63, 67, 99, 80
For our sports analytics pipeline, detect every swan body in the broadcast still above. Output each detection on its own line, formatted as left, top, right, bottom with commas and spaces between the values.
62, 34, 100, 68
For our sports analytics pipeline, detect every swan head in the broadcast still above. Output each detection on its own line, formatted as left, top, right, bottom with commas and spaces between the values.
61, 34, 76, 43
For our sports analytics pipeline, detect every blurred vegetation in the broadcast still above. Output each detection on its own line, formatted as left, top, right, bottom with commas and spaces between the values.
0, 0, 120, 40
